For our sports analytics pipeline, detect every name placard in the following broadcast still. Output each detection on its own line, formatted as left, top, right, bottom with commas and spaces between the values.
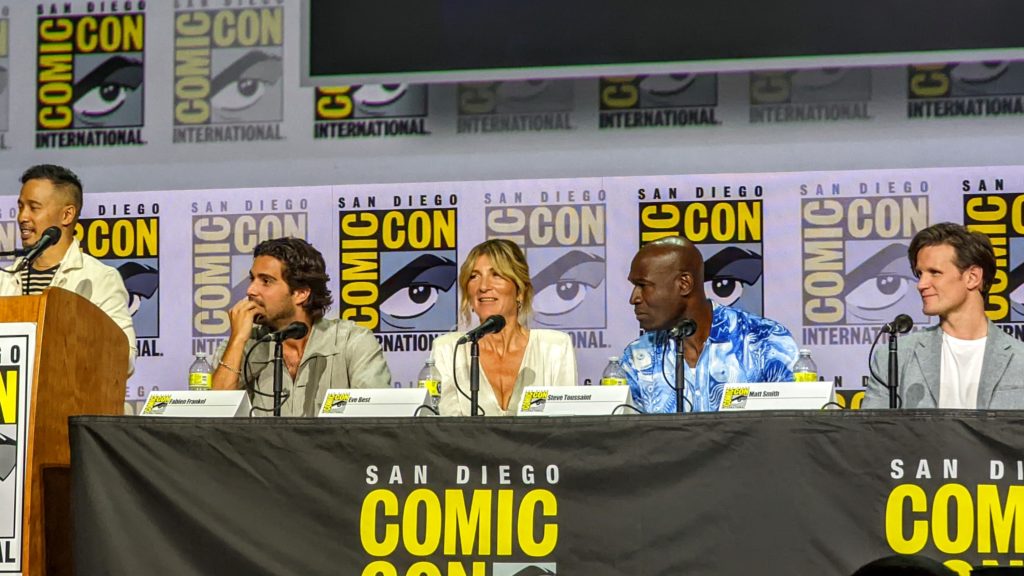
318, 388, 432, 417
518, 386, 635, 416
140, 391, 252, 417
718, 381, 836, 411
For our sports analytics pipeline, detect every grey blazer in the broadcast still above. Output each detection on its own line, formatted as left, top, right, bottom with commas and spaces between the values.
863, 321, 1024, 409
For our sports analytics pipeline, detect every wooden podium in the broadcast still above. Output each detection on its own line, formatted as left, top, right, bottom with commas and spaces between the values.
0, 288, 128, 576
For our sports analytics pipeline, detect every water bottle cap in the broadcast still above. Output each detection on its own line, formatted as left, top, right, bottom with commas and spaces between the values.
425, 358, 435, 366
608, 356, 619, 362
798, 348, 811, 355
195, 352, 208, 358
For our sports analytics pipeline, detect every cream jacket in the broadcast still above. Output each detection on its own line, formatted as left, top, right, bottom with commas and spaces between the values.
0, 238, 137, 375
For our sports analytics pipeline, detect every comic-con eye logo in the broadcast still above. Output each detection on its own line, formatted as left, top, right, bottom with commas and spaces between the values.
751, 69, 872, 105
963, 191, 1024, 322
486, 204, 607, 329
520, 390, 549, 413
600, 74, 719, 128
378, 253, 456, 331
322, 392, 350, 414
720, 387, 750, 410
316, 85, 427, 120
36, 13, 144, 131
339, 209, 457, 333
909, 62, 1024, 99
75, 217, 160, 337
314, 84, 429, 138
801, 197, 929, 325
908, 62, 1024, 118
174, 7, 284, 125
749, 68, 872, 123
459, 80, 573, 115
142, 393, 172, 415
639, 199, 763, 315
529, 249, 605, 328
601, 75, 716, 109
704, 246, 762, 312
455, 80, 574, 134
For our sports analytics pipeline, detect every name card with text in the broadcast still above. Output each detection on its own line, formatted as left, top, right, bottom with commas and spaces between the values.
319, 388, 432, 417
718, 381, 836, 411
140, 391, 251, 417
518, 386, 635, 416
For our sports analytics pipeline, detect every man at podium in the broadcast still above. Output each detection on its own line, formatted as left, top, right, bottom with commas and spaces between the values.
211, 238, 392, 416
0, 164, 137, 373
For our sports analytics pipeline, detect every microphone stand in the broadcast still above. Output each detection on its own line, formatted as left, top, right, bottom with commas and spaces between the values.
470, 339, 481, 416
273, 340, 285, 416
674, 332, 687, 413
887, 330, 899, 409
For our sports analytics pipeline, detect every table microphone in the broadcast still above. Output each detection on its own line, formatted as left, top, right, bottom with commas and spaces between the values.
670, 318, 696, 414
669, 318, 697, 339
883, 313, 912, 409
458, 315, 506, 344
882, 314, 913, 334
259, 322, 309, 343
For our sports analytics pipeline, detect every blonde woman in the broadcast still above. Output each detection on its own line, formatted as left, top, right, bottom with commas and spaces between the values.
431, 239, 578, 416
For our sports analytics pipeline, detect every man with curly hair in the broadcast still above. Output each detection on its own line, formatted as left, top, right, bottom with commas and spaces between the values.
212, 237, 391, 416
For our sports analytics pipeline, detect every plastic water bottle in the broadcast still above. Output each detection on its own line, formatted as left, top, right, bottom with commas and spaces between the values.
188, 353, 213, 391
600, 356, 628, 386
792, 349, 818, 382
418, 359, 442, 410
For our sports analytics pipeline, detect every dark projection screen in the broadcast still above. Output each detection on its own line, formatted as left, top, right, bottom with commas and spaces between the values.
306, 0, 1024, 83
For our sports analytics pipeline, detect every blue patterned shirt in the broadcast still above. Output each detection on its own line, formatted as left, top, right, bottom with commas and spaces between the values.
620, 302, 800, 413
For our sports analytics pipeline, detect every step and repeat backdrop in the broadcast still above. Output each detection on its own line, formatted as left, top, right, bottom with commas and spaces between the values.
2, 167, 1022, 403
0, 2, 1022, 403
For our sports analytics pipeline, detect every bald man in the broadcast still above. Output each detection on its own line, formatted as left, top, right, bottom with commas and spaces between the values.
620, 237, 799, 413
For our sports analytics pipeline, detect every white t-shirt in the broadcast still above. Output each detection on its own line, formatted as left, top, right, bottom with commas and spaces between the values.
938, 332, 987, 409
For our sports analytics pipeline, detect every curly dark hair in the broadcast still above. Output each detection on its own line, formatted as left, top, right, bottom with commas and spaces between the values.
20, 164, 84, 222
254, 237, 333, 323
909, 222, 997, 295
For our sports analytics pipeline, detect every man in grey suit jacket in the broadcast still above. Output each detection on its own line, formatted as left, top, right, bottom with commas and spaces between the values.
864, 222, 1024, 409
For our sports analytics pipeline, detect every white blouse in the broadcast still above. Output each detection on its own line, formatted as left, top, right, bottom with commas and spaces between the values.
431, 329, 578, 416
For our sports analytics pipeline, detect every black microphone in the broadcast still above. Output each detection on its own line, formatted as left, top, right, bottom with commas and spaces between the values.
258, 322, 309, 343
668, 318, 697, 339
457, 315, 506, 344
882, 314, 913, 334
15, 226, 62, 272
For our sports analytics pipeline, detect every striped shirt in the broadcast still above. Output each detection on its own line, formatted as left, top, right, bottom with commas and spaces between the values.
20, 264, 59, 295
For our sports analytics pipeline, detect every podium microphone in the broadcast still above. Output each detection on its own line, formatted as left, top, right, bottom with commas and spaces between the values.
15, 227, 62, 272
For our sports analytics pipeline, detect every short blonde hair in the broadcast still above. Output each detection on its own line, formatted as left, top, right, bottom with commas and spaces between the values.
458, 239, 534, 327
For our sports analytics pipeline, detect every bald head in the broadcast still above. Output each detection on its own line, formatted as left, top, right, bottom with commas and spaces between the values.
628, 237, 707, 331
639, 237, 705, 285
